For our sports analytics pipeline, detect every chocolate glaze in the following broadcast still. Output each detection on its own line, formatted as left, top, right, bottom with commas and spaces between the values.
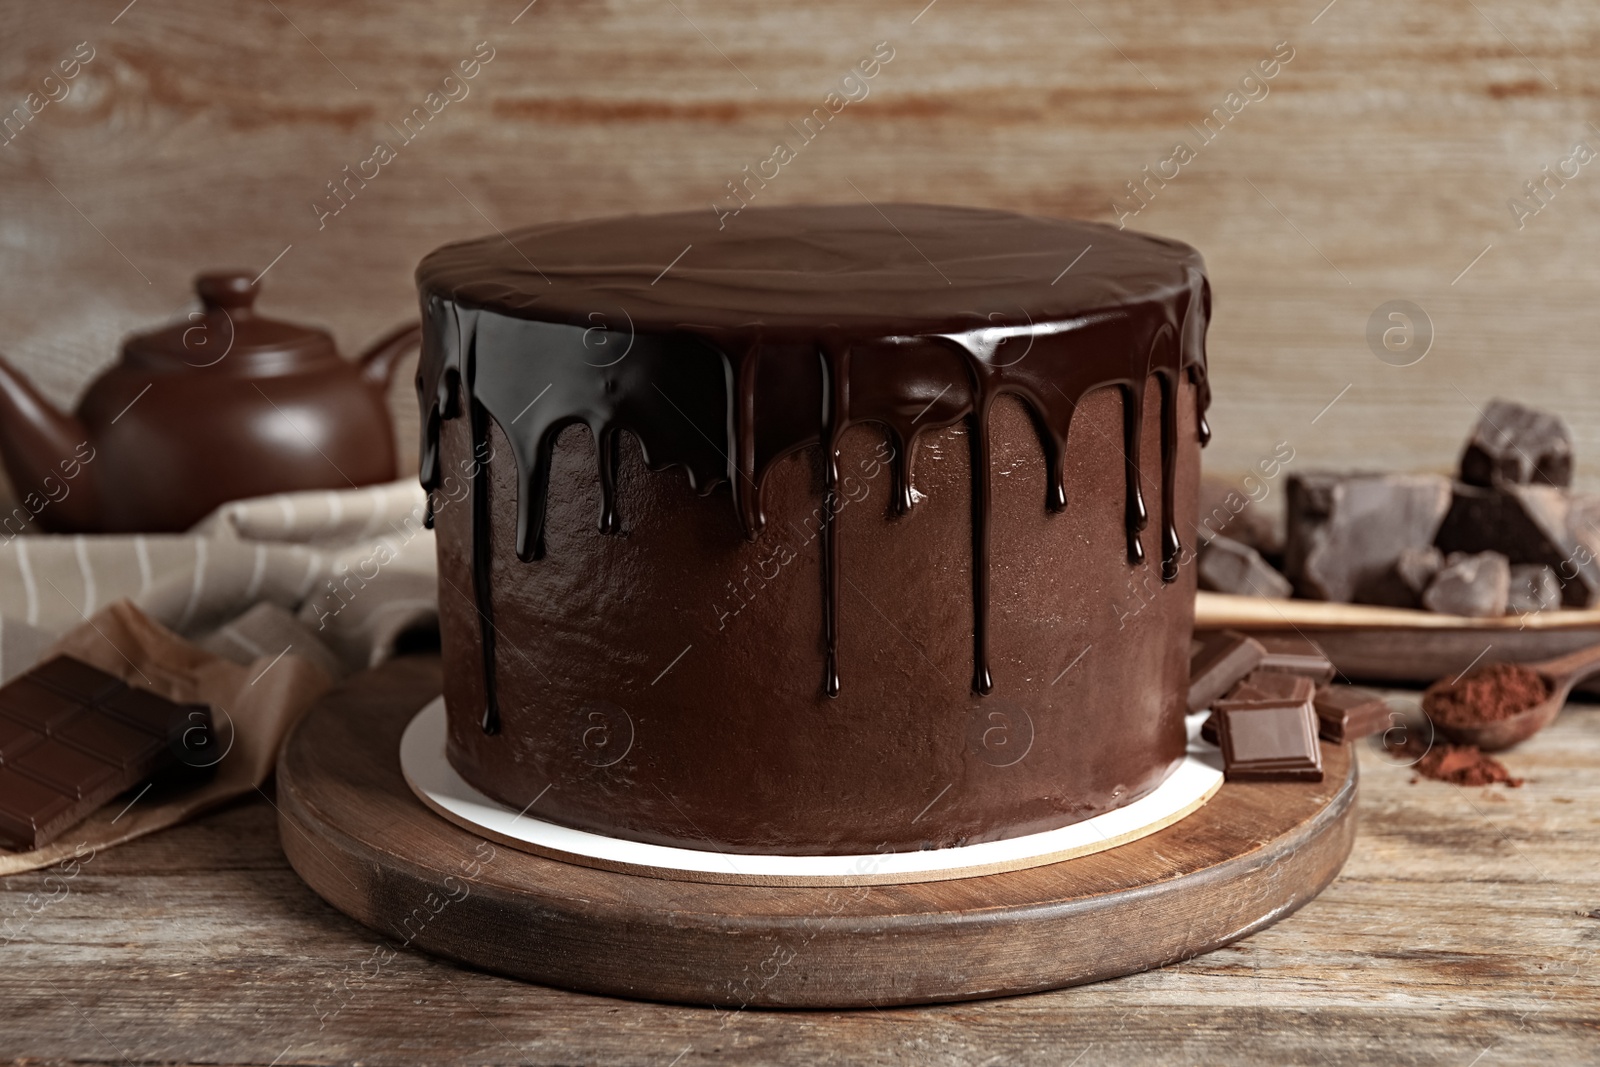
417, 204, 1210, 731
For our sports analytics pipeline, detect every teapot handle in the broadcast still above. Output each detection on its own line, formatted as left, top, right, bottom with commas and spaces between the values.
358, 321, 423, 393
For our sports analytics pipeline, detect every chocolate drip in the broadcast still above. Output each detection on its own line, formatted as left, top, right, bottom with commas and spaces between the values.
415, 205, 1211, 722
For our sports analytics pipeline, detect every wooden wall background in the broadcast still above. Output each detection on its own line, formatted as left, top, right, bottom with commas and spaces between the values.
4, 0, 1600, 510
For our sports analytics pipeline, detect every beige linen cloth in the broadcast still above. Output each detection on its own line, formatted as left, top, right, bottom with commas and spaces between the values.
0, 480, 437, 875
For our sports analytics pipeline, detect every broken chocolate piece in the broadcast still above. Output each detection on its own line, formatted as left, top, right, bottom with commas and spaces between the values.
1506, 563, 1561, 616
1255, 634, 1337, 685
0, 655, 211, 851
1284, 472, 1451, 603
1434, 482, 1599, 607
1197, 534, 1293, 598
1188, 630, 1267, 713
1215, 693, 1324, 783
1313, 684, 1391, 742
1421, 551, 1510, 618
1459, 398, 1573, 489
1360, 546, 1443, 609
1197, 476, 1282, 559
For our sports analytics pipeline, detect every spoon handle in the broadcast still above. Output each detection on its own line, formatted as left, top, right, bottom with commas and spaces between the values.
1531, 641, 1600, 692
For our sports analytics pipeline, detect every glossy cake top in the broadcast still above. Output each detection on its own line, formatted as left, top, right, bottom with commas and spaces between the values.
417, 202, 1204, 337
415, 204, 1211, 727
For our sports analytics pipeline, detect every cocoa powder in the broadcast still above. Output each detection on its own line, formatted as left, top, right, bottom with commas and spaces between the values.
1385, 733, 1525, 787
1422, 662, 1548, 726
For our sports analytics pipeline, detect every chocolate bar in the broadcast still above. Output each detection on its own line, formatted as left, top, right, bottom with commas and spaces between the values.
1459, 398, 1573, 488
1214, 690, 1324, 783
1188, 630, 1267, 712
1312, 684, 1391, 743
1254, 634, 1337, 685
0, 655, 210, 851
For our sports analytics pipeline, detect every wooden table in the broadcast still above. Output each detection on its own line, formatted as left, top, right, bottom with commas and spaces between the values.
3, 686, 1597, 1065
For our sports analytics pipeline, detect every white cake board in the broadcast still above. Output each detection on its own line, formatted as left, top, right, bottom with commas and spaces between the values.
399, 698, 1224, 886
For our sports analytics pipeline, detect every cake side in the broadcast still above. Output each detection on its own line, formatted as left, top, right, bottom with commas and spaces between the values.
432, 381, 1201, 855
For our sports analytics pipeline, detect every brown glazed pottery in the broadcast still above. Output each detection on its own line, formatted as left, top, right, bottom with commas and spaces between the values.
0, 271, 419, 533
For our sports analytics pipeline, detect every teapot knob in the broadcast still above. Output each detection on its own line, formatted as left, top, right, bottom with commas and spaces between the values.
195, 271, 259, 316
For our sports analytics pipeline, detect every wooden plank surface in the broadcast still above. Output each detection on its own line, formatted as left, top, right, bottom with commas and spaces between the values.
5, 0, 1600, 508
3, 678, 1597, 1063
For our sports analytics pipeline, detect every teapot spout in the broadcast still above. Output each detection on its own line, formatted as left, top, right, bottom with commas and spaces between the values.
358, 321, 423, 393
0, 354, 99, 533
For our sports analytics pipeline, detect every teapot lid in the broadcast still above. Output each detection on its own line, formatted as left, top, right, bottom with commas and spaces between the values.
124, 271, 338, 371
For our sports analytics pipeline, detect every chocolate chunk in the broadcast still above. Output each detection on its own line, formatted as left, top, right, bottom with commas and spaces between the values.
1459, 398, 1573, 489
1215, 693, 1324, 783
1284, 472, 1451, 603
0, 655, 211, 851
1359, 545, 1444, 609
1312, 684, 1391, 743
1197, 534, 1293, 599
1506, 564, 1561, 615
1196, 476, 1282, 558
1421, 551, 1511, 618
1434, 483, 1599, 607
1255, 634, 1337, 685
1188, 630, 1267, 712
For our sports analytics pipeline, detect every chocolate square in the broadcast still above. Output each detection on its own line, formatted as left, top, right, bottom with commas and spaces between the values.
1312, 684, 1391, 743
1215, 699, 1324, 783
0, 766, 76, 848
28, 655, 125, 702
0, 715, 42, 763
54, 710, 166, 770
1254, 634, 1336, 685
1188, 630, 1267, 712
10, 738, 119, 799
0, 678, 84, 733
100, 686, 184, 737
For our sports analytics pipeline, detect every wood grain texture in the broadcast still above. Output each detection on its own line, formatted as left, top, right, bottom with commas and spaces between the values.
3, 658, 1599, 1062
273, 659, 1349, 1002
5, 0, 1600, 514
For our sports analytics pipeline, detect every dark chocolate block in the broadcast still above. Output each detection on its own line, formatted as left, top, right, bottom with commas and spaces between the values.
1197, 534, 1293, 598
1284, 472, 1451, 603
1255, 634, 1337, 685
1188, 630, 1267, 713
1421, 551, 1510, 618
0, 655, 211, 852
1434, 482, 1600, 607
1215, 697, 1324, 783
1312, 684, 1391, 743
1459, 398, 1573, 489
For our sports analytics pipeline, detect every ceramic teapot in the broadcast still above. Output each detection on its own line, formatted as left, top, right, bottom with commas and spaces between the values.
0, 271, 420, 534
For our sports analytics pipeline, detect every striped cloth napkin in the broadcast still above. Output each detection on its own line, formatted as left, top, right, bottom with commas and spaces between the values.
0, 480, 437, 874
0, 479, 437, 683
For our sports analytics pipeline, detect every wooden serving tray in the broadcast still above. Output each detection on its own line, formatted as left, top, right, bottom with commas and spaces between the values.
277, 656, 1357, 1007
1196, 592, 1600, 692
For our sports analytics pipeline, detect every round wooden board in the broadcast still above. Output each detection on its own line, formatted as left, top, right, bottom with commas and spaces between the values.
277, 657, 1358, 1009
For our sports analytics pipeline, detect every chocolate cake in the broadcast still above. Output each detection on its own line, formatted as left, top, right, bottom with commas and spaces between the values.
415, 203, 1211, 855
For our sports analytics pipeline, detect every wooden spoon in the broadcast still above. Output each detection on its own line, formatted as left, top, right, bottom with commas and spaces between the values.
1432, 642, 1600, 752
